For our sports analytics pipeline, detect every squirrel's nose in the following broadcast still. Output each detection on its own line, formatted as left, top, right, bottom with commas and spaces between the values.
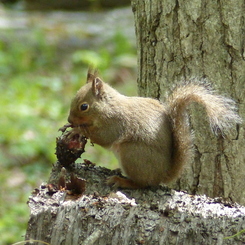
67, 114, 79, 127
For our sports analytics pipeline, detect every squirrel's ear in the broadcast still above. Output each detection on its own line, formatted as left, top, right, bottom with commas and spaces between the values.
92, 77, 104, 98
86, 67, 98, 83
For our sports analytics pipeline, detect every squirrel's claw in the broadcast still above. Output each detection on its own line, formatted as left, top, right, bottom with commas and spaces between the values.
106, 175, 121, 189
58, 123, 73, 133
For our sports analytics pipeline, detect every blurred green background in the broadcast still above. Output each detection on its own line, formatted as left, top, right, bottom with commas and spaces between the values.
0, 2, 137, 244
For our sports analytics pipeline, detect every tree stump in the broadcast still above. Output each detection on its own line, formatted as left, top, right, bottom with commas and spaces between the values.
25, 160, 245, 245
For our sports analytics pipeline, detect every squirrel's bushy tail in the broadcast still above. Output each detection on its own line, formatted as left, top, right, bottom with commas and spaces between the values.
165, 81, 242, 182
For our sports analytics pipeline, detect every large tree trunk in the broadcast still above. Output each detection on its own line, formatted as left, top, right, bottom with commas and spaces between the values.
131, 0, 245, 205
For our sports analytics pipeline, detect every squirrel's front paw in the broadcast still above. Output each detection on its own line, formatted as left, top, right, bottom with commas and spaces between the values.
106, 175, 142, 189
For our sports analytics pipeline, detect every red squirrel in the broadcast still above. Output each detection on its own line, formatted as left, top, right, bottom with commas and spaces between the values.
67, 69, 242, 189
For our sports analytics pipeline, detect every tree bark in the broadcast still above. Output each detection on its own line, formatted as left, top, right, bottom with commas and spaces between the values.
25, 162, 245, 245
131, 0, 245, 205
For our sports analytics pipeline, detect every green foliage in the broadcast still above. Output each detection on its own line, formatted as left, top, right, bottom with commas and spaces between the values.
72, 31, 137, 72
0, 24, 136, 244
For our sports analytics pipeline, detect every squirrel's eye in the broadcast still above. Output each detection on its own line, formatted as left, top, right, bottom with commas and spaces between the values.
80, 103, 89, 111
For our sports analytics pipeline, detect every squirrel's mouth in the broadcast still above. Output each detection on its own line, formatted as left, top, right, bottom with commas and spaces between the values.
59, 123, 91, 131
74, 123, 91, 128
68, 123, 93, 130
68, 116, 92, 128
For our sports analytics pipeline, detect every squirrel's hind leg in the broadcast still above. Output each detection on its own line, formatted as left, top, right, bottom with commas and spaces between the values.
109, 142, 171, 189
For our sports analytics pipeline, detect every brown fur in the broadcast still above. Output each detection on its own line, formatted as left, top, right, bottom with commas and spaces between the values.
68, 70, 242, 188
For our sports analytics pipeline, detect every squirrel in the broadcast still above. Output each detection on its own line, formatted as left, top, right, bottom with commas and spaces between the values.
67, 68, 242, 189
